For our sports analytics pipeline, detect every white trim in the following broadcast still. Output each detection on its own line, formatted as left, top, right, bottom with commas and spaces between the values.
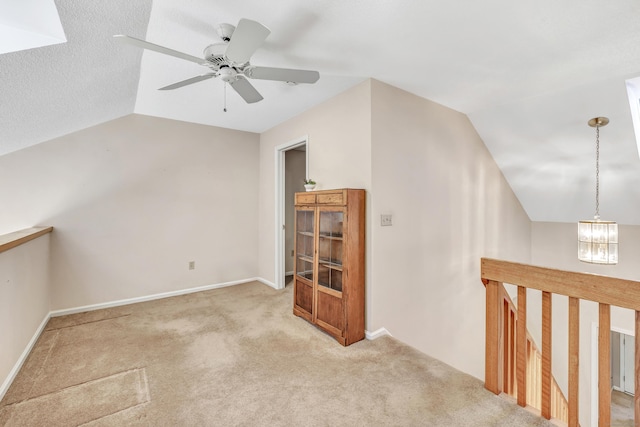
50, 277, 265, 317
256, 277, 278, 290
274, 135, 308, 291
366, 327, 392, 340
610, 325, 635, 337
0, 312, 51, 401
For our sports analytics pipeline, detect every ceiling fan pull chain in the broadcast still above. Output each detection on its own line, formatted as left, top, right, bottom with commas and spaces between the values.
224, 82, 227, 113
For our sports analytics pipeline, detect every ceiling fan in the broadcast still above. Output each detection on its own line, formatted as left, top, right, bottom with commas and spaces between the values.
114, 18, 320, 104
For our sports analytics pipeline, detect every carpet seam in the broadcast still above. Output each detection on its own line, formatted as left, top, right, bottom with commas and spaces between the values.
22, 330, 60, 402
75, 369, 151, 427
44, 314, 132, 331
3, 367, 148, 407
76, 401, 152, 427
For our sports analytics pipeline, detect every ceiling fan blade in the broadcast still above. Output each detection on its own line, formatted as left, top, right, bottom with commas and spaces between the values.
245, 66, 320, 84
229, 77, 263, 104
224, 19, 270, 64
158, 74, 216, 90
113, 35, 205, 65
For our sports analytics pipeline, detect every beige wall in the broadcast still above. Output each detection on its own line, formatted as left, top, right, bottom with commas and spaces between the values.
369, 80, 532, 379
0, 114, 260, 310
259, 79, 532, 382
258, 80, 373, 289
0, 235, 51, 397
531, 221, 640, 426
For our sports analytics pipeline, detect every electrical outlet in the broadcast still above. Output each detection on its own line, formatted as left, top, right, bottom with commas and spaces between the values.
189, 261, 195, 270
381, 214, 393, 226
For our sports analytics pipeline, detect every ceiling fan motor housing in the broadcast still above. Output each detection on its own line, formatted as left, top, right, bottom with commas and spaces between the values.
203, 43, 228, 68
218, 67, 238, 83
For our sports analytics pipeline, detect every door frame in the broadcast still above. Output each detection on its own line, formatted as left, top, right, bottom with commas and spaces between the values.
274, 135, 309, 290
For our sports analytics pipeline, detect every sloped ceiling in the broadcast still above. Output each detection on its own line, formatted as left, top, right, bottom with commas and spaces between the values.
2, 0, 640, 225
0, 0, 152, 155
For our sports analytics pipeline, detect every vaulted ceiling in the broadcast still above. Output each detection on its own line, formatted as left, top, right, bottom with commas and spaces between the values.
2, 0, 640, 225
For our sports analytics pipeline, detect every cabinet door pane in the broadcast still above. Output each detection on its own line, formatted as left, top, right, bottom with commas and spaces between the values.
318, 264, 343, 292
295, 210, 314, 281
319, 211, 343, 238
318, 210, 343, 291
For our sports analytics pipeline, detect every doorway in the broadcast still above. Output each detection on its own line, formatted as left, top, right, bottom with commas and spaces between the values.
591, 325, 636, 426
612, 331, 635, 395
274, 136, 308, 290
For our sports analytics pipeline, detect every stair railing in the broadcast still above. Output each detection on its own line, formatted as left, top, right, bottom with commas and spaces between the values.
481, 258, 640, 427
498, 283, 569, 423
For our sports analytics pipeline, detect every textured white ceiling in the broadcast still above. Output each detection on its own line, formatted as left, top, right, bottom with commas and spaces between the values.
2, 0, 640, 225
0, 0, 151, 156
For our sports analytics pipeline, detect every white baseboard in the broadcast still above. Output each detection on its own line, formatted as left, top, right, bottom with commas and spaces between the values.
366, 327, 392, 340
0, 312, 51, 402
50, 277, 266, 317
256, 277, 278, 290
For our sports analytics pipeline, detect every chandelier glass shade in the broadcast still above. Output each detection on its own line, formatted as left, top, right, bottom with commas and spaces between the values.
578, 219, 618, 264
578, 117, 618, 265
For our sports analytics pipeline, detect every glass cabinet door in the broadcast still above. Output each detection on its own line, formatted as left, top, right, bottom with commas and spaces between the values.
318, 210, 344, 292
295, 209, 315, 281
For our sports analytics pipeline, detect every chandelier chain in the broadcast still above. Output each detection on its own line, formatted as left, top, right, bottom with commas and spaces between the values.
595, 125, 600, 218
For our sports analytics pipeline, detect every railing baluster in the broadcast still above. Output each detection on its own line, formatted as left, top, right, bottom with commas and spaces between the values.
510, 309, 516, 394
485, 279, 501, 394
517, 285, 527, 407
598, 303, 611, 427
503, 299, 511, 394
635, 311, 640, 425
541, 291, 552, 419
568, 297, 579, 427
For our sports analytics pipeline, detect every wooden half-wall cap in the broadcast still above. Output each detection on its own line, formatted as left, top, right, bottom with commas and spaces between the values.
0, 226, 53, 254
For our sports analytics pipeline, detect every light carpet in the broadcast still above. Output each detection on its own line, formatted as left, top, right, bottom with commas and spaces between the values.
1, 281, 554, 426
611, 389, 634, 427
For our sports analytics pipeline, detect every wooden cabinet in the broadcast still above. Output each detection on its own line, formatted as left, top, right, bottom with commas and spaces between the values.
293, 188, 365, 346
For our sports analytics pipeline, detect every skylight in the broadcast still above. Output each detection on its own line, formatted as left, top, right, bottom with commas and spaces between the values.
626, 76, 640, 159
0, 0, 66, 55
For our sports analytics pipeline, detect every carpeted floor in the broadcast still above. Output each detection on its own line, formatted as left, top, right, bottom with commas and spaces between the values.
0, 281, 555, 426
611, 389, 634, 427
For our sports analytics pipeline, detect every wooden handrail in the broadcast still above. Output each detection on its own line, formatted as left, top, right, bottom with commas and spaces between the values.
481, 258, 640, 310
0, 227, 53, 254
482, 257, 640, 427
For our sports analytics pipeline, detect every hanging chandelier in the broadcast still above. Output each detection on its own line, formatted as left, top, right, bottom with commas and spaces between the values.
578, 117, 618, 264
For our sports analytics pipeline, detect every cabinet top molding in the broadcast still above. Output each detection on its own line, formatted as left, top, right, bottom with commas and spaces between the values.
295, 188, 365, 207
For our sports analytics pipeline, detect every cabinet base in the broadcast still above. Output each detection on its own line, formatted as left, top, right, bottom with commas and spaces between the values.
293, 307, 364, 347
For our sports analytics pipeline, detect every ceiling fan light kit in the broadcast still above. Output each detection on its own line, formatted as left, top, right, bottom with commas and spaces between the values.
114, 18, 320, 105
577, 116, 618, 265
